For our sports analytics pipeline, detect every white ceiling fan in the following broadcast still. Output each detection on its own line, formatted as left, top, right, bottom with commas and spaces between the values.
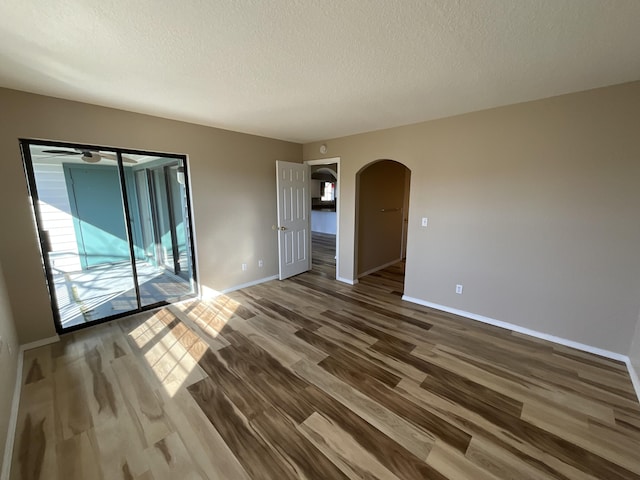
41, 148, 138, 164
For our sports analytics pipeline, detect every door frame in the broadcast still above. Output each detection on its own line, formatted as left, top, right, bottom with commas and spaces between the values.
19, 138, 199, 334
305, 157, 341, 281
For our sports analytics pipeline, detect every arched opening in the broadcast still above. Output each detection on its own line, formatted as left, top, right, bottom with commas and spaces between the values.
355, 159, 411, 291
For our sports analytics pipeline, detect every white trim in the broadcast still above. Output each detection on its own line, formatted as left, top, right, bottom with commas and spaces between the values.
305, 157, 341, 165
305, 157, 341, 281
337, 276, 358, 285
626, 360, 640, 404
1, 348, 23, 480
20, 335, 59, 352
405, 291, 640, 404
401, 295, 627, 362
3, 335, 60, 478
223, 275, 278, 293
358, 258, 402, 279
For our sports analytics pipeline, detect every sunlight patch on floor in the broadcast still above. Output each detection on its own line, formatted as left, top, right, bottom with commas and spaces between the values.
123, 298, 246, 397
172, 294, 242, 339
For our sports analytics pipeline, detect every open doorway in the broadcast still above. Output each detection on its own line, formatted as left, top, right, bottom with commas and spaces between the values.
355, 159, 411, 292
305, 158, 340, 279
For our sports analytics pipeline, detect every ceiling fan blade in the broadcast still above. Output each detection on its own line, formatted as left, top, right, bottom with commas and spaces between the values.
41, 149, 81, 156
98, 152, 138, 164
96, 152, 116, 161
39, 148, 138, 164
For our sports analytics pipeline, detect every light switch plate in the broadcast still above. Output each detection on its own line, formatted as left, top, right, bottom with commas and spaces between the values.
421, 217, 428, 227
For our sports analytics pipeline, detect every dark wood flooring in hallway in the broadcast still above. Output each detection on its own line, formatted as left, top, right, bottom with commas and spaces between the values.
311, 231, 337, 279
10, 235, 640, 479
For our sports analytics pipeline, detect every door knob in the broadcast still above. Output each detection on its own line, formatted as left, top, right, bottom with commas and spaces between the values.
279, 226, 287, 231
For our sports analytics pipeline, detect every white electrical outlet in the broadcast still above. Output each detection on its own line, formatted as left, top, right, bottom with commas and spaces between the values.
241, 263, 248, 271
421, 217, 428, 227
455, 284, 463, 294
258, 260, 264, 268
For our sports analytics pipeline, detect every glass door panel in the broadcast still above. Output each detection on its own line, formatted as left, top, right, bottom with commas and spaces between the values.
134, 170, 157, 266
167, 164, 190, 277
151, 168, 175, 272
26, 144, 137, 329
123, 155, 196, 307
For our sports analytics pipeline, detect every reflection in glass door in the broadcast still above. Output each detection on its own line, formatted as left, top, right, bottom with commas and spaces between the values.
22, 141, 197, 332
124, 155, 195, 307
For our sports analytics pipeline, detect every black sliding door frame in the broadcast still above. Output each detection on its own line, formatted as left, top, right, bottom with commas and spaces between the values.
19, 138, 198, 334
116, 151, 143, 311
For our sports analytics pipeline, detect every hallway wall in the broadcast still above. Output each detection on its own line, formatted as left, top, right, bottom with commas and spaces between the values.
356, 160, 408, 276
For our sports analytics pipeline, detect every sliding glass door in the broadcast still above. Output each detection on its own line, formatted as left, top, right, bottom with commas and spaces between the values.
123, 155, 194, 307
21, 141, 197, 332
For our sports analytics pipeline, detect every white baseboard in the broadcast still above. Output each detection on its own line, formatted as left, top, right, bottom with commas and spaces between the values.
401, 295, 627, 362
626, 360, 640, 405
1, 349, 24, 480
358, 258, 402, 279
2, 334, 60, 479
402, 294, 640, 404
200, 275, 279, 297
337, 276, 358, 285
20, 335, 59, 353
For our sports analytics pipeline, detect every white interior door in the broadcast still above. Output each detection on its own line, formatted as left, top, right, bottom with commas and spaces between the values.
276, 161, 310, 280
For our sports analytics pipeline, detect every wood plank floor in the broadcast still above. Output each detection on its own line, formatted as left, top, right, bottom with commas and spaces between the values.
10, 237, 640, 479
311, 231, 336, 278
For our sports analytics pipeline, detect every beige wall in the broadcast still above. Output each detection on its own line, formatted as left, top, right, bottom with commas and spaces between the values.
0, 259, 19, 472
630, 309, 640, 380
304, 81, 640, 354
401, 168, 411, 258
356, 160, 407, 276
0, 88, 301, 344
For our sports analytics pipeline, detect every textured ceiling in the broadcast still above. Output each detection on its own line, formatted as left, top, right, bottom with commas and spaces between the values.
1, 1, 639, 143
